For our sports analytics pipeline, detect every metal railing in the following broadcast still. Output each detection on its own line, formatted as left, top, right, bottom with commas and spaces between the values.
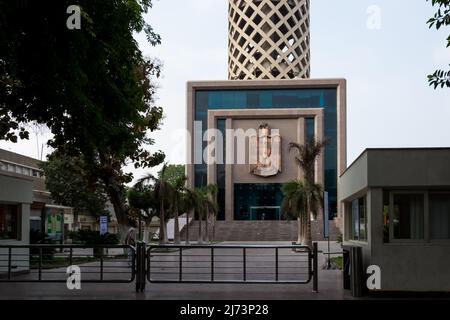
0, 242, 319, 292
147, 243, 318, 291
0, 244, 135, 283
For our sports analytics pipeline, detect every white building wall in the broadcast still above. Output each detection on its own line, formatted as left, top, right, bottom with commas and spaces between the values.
0, 174, 32, 274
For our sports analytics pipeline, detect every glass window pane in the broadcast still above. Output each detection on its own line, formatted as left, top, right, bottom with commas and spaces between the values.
352, 199, 359, 240
430, 193, 450, 239
383, 190, 390, 243
393, 194, 424, 240
0, 204, 19, 240
359, 197, 367, 241
234, 184, 283, 220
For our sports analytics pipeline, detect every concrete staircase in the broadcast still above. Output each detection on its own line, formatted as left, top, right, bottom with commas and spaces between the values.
180, 219, 341, 242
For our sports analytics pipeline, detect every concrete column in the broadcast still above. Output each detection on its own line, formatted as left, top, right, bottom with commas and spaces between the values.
297, 117, 305, 180
315, 111, 324, 186
207, 113, 216, 186
225, 118, 234, 222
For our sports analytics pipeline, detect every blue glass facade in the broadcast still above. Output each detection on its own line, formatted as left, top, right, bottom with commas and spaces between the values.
194, 88, 339, 219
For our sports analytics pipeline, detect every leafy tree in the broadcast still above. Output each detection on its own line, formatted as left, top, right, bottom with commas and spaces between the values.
127, 185, 156, 241
0, 1, 165, 241
41, 151, 109, 231
427, 0, 450, 88
157, 164, 186, 187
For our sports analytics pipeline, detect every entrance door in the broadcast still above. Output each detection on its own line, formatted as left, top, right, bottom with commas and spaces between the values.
250, 206, 281, 220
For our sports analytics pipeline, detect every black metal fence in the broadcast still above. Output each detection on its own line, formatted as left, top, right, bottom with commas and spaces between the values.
0, 242, 318, 292
0, 244, 135, 283
147, 243, 318, 290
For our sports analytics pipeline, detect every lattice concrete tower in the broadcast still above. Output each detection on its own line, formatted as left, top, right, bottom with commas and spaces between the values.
228, 0, 310, 80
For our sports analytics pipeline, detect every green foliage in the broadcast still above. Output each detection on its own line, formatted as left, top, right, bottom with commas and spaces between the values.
281, 180, 323, 220
286, 139, 327, 247
157, 164, 186, 187
0, 0, 166, 229
281, 180, 307, 220
127, 186, 155, 212
289, 138, 328, 184
40, 151, 109, 217
330, 257, 343, 270
427, 0, 450, 88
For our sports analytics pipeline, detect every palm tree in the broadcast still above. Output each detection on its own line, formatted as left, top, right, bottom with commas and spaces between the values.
288, 138, 327, 248
281, 180, 308, 245
136, 163, 173, 244
203, 184, 218, 243
171, 174, 187, 244
182, 188, 197, 244
197, 190, 205, 244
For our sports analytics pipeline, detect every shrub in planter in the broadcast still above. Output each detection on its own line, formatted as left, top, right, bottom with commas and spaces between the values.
29, 229, 56, 260
72, 230, 120, 258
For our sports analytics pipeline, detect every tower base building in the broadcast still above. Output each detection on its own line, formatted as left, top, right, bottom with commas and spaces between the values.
185, 79, 346, 241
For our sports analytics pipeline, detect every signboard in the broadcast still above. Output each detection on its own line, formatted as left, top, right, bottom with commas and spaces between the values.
323, 191, 329, 238
99, 216, 108, 236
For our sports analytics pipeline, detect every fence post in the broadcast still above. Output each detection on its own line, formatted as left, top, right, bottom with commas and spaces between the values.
135, 242, 146, 293
313, 242, 318, 293
8, 247, 12, 280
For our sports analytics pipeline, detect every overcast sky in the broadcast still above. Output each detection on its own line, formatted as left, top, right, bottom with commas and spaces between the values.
1, 0, 449, 182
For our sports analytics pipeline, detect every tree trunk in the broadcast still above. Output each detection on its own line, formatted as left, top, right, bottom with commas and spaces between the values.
302, 211, 307, 245
186, 210, 191, 244
144, 220, 151, 243
205, 213, 209, 243
174, 204, 180, 244
198, 211, 203, 244
305, 197, 313, 249
159, 200, 167, 244
101, 175, 129, 244
73, 208, 79, 231
212, 215, 216, 243
297, 217, 302, 244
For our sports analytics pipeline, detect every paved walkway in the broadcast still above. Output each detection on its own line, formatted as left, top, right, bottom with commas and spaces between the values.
0, 241, 354, 300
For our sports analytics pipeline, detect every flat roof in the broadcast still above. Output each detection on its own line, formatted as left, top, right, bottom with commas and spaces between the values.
341, 147, 450, 177
187, 78, 346, 91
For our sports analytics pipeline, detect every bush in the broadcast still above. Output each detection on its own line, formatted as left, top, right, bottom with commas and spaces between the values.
70, 230, 120, 258
29, 229, 56, 259
71, 230, 120, 245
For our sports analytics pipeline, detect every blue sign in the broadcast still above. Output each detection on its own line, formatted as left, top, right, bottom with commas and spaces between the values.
323, 191, 329, 238
99, 216, 108, 236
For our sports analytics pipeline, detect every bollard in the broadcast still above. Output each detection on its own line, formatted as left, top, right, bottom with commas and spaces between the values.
135, 242, 146, 293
